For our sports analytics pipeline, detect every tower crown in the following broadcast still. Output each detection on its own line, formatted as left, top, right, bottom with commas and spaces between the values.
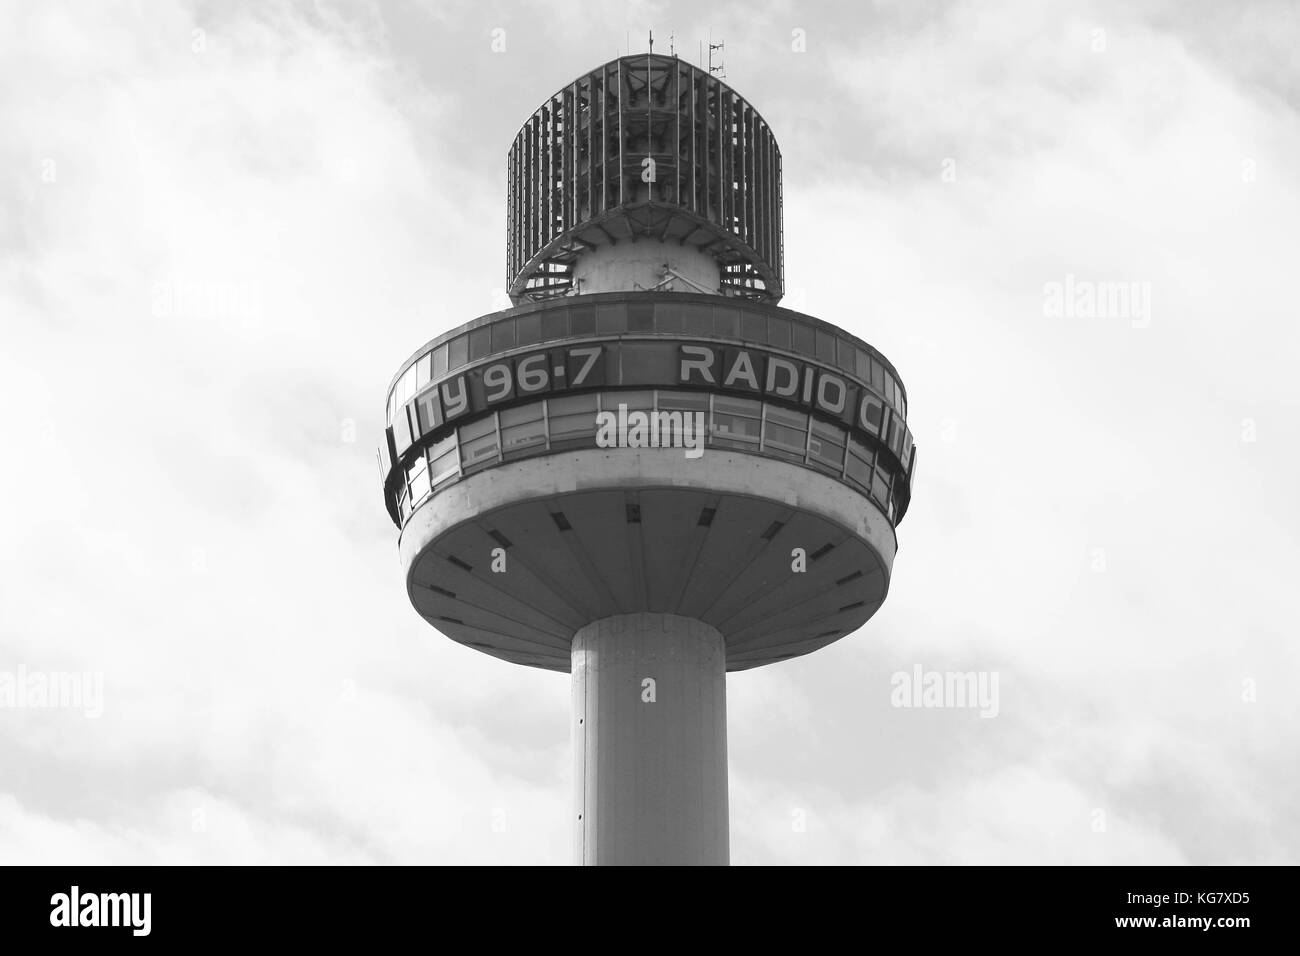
507, 54, 783, 304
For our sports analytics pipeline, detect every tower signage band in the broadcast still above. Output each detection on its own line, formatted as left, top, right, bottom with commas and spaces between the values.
393, 339, 912, 472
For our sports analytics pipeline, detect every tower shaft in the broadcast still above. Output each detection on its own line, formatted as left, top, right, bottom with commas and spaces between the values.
572, 613, 728, 865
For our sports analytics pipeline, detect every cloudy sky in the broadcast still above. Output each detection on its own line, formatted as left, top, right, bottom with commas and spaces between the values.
2, 0, 1296, 865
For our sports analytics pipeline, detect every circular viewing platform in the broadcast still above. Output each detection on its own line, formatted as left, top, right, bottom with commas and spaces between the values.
378, 291, 915, 673
380, 292, 914, 530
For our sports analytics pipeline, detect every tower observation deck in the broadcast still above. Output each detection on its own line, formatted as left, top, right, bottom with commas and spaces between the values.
379, 54, 916, 865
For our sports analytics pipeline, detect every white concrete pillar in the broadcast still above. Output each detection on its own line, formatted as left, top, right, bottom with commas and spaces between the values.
571, 613, 729, 865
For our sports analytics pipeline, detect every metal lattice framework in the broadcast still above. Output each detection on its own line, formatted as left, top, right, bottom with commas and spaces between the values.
506, 54, 784, 304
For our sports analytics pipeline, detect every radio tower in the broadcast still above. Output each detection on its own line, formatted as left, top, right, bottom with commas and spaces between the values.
379, 54, 916, 865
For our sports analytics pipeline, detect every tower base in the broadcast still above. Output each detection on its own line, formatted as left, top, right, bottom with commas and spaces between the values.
571, 613, 728, 865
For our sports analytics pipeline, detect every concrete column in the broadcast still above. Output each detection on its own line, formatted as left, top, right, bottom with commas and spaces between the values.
571, 613, 728, 865
571, 239, 720, 296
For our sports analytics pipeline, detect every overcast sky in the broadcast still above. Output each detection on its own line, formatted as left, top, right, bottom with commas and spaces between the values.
2, 0, 1296, 865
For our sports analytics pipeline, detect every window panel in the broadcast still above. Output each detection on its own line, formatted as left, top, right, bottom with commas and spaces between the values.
541, 309, 568, 341
500, 403, 543, 427
460, 433, 500, 467
548, 393, 597, 417
449, 334, 468, 369
837, 338, 855, 374
657, 391, 710, 450
597, 303, 627, 333
469, 327, 491, 360
549, 414, 598, 441
855, 348, 870, 381
713, 308, 740, 338
846, 444, 873, 489
891, 481, 906, 515
815, 329, 836, 365
406, 454, 428, 482
765, 403, 807, 428
807, 441, 842, 470
812, 419, 846, 443
714, 395, 761, 418
458, 414, 496, 442
430, 445, 459, 485
501, 402, 546, 454
872, 468, 891, 506
741, 312, 766, 343
792, 322, 814, 357
682, 303, 712, 336
409, 468, 431, 503
606, 390, 653, 413
654, 302, 683, 333
432, 344, 448, 378
627, 301, 653, 332
713, 414, 760, 444
491, 320, 515, 352
712, 395, 761, 445
764, 421, 805, 455
657, 389, 709, 411
548, 392, 598, 442
570, 306, 596, 336
516, 314, 540, 346
501, 425, 545, 454
809, 419, 846, 469
430, 433, 457, 460
650, 392, 705, 444
767, 316, 791, 350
